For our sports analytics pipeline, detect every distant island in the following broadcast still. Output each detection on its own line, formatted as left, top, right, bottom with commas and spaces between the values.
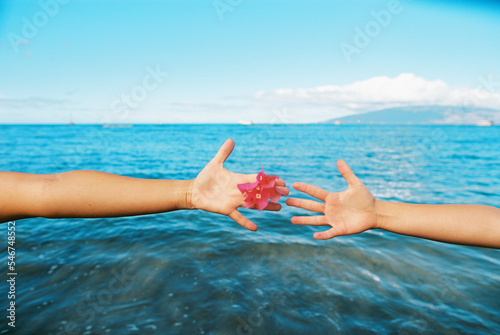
323, 105, 499, 125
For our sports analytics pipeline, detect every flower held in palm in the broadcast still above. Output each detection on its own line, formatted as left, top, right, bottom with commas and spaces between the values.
237, 168, 285, 211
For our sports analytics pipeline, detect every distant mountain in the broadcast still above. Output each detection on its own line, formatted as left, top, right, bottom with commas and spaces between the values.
323, 105, 500, 125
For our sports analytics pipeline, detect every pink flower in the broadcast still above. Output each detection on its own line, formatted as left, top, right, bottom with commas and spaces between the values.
237, 168, 285, 211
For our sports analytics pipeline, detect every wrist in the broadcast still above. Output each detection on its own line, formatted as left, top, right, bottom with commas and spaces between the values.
374, 199, 388, 230
183, 179, 195, 210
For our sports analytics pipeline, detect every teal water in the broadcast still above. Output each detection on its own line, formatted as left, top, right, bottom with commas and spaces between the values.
1, 124, 499, 334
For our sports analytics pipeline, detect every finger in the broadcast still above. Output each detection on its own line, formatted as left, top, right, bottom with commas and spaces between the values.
291, 215, 328, 226
213, 138, 235, 164
229, 210, 258, 231
337, 159, 361, 187
240, 173, 258, 184
286, 198, 325, 213
263, 202, 281, 211
275, 178, 286, 187
292, 182, 329, 201
313, 227, 339, 240
276, 186, 289, 197
248, 202, 282, 211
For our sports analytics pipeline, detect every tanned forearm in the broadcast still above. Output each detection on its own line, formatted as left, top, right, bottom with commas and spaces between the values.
0, 170, 193, 222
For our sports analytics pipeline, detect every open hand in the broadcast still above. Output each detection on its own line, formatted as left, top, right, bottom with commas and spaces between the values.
286, 160, 377, 239
190, 139, 289, 231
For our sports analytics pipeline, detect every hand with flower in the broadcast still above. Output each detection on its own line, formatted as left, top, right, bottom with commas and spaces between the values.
189, 139, 289, 231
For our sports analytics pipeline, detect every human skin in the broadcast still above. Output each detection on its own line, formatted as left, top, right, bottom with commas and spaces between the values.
286, 160, 500, 249
0, 139, 289, 230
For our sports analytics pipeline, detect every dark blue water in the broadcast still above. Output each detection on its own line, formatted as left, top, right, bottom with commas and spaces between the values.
1, 125, 499, 335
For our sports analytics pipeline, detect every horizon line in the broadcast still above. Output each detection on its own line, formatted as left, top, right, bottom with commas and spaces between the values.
0, 123, 496, 126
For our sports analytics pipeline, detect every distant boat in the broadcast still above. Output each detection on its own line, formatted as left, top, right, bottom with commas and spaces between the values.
66, 122, 74, 125
476, 120, 494, 127
238, 120, 253, 125
333, 120, 344, 125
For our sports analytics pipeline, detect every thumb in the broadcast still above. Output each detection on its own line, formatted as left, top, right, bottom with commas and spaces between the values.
212, 138, 235, 164
337, 159, 361, 187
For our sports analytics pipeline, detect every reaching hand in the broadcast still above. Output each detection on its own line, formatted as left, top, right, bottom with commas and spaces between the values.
189, 139, 289, 231
286, 160, 378, 239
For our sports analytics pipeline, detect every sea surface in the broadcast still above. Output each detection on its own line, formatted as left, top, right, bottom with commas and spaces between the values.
1, 124, 499, 335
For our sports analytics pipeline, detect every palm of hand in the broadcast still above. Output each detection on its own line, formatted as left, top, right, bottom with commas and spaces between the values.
287, 159, 377, 239
323, 184, 377, 236
192, 163, 250, 216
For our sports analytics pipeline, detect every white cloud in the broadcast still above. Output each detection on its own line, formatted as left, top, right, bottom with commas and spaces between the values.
2, 74, 499, 124
254, 73, 500, 116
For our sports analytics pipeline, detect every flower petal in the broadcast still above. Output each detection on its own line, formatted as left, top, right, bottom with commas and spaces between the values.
275, 187, 285, 196
256, 168, 266, 184
260, 187, 271, 202
256, 196, 269, 211
243, 194, 256, 208
237, 181, 259, 192
269, 189, 282, 203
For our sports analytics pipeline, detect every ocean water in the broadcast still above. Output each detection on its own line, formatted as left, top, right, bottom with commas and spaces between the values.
1, 124, 499, 335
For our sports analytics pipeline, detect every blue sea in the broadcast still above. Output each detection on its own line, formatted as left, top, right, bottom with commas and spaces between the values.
1, 124, 499, 335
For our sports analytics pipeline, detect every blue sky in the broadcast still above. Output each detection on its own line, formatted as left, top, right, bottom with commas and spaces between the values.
1, 0, 499, 123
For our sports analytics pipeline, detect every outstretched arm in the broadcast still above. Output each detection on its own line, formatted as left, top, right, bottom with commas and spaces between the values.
286, 160, 500, 248
0, 170, 192, 222
0, 139, 288, 230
